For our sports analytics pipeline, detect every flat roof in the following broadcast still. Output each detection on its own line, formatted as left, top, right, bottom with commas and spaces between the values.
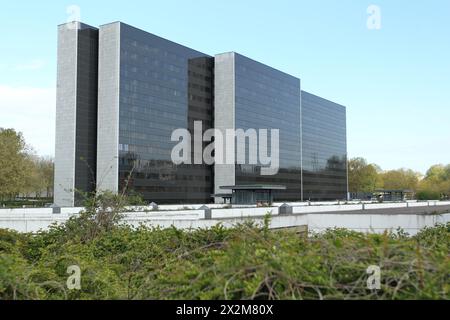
211, 193, 233, 198
375, 189, 414, 193
220, 185, 287, 191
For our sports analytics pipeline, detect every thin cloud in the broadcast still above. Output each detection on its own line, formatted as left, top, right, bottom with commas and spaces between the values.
0, 85, 55, 157
15, 59, 46, 71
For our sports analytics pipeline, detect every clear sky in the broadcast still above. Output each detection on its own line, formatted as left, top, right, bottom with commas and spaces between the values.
0, 0, 449, 174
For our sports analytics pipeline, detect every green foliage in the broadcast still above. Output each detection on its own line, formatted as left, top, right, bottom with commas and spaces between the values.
0, 214, 449, 300
417, 165, 450, 200
416, 189, 441, 201
26, 156, 54, 198
0, 199, 52, 208
0, 128, 30, 199
0, 128, 54, 204
349, 157, 450, 200
348, 157, 381, 193
425, 165, 450, 181
124, 190, 147, 206
380, 169, 420, 191
64, 190, 127, 243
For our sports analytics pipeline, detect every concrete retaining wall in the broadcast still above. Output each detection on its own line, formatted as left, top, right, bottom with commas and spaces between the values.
307, 213, 449, 235
211, 207, 277, 219
1, 201, 449, 234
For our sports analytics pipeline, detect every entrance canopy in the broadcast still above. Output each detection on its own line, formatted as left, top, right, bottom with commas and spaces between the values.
217, 185, 286, 205
374, 189, 414, 202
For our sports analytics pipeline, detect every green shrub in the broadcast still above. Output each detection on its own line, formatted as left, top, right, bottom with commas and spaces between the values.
0, 215, 449, 300
416, 190, 442, 200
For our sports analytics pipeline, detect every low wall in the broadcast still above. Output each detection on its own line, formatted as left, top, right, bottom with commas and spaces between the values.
124, 214, 309, 231
211, 207, 277, 219
1, 201, 449, 234
307, 213, 449, 235
292, 204, 363, 214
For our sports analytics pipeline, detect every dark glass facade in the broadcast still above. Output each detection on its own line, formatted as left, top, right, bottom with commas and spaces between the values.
74, 27, 98, 204
117, 24, 213, 203
57, 21, 348, 206
301, 91, 347, 200
233, 54, 302, 201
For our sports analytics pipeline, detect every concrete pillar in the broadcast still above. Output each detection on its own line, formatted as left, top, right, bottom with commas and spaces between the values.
279, 204, 293, 215
200, 205, 212, 220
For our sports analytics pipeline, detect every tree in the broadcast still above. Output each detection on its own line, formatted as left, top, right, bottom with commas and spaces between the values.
38, 157, 54, 198
22, 154, 41, 198
417, 164, 450, 200
0, 128, 32, 200
0, 128, 54, 202
21, 155, 54, 199
380, 169, 420, 191
416, 179, 442, 200
425, 164, 450, 183
347, 157, 449, 200
348, 157, 381, 193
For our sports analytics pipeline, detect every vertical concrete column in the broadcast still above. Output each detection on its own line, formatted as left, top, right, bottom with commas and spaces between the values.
214, 53, 236, 203
97, 22, 121, 193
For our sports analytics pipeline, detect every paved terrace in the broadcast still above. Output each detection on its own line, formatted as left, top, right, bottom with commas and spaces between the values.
293, 204, 450, 216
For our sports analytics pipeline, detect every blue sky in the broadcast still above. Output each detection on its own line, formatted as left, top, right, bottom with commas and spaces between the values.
0, 0, 449, 174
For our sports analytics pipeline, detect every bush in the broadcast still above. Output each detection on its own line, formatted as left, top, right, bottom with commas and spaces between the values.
416, 190, 441, 201
0, 215, 449, 300
0, 199, 52, 209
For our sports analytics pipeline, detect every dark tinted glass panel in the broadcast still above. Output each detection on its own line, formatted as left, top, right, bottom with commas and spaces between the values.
301, 91, 347, 200
233, 54, 302, 201
75, 28, 98, 204
117, 24, 213, 203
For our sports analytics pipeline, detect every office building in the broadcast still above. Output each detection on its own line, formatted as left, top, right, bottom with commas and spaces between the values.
54, 22, 99, 206
54, 21, 347, 206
